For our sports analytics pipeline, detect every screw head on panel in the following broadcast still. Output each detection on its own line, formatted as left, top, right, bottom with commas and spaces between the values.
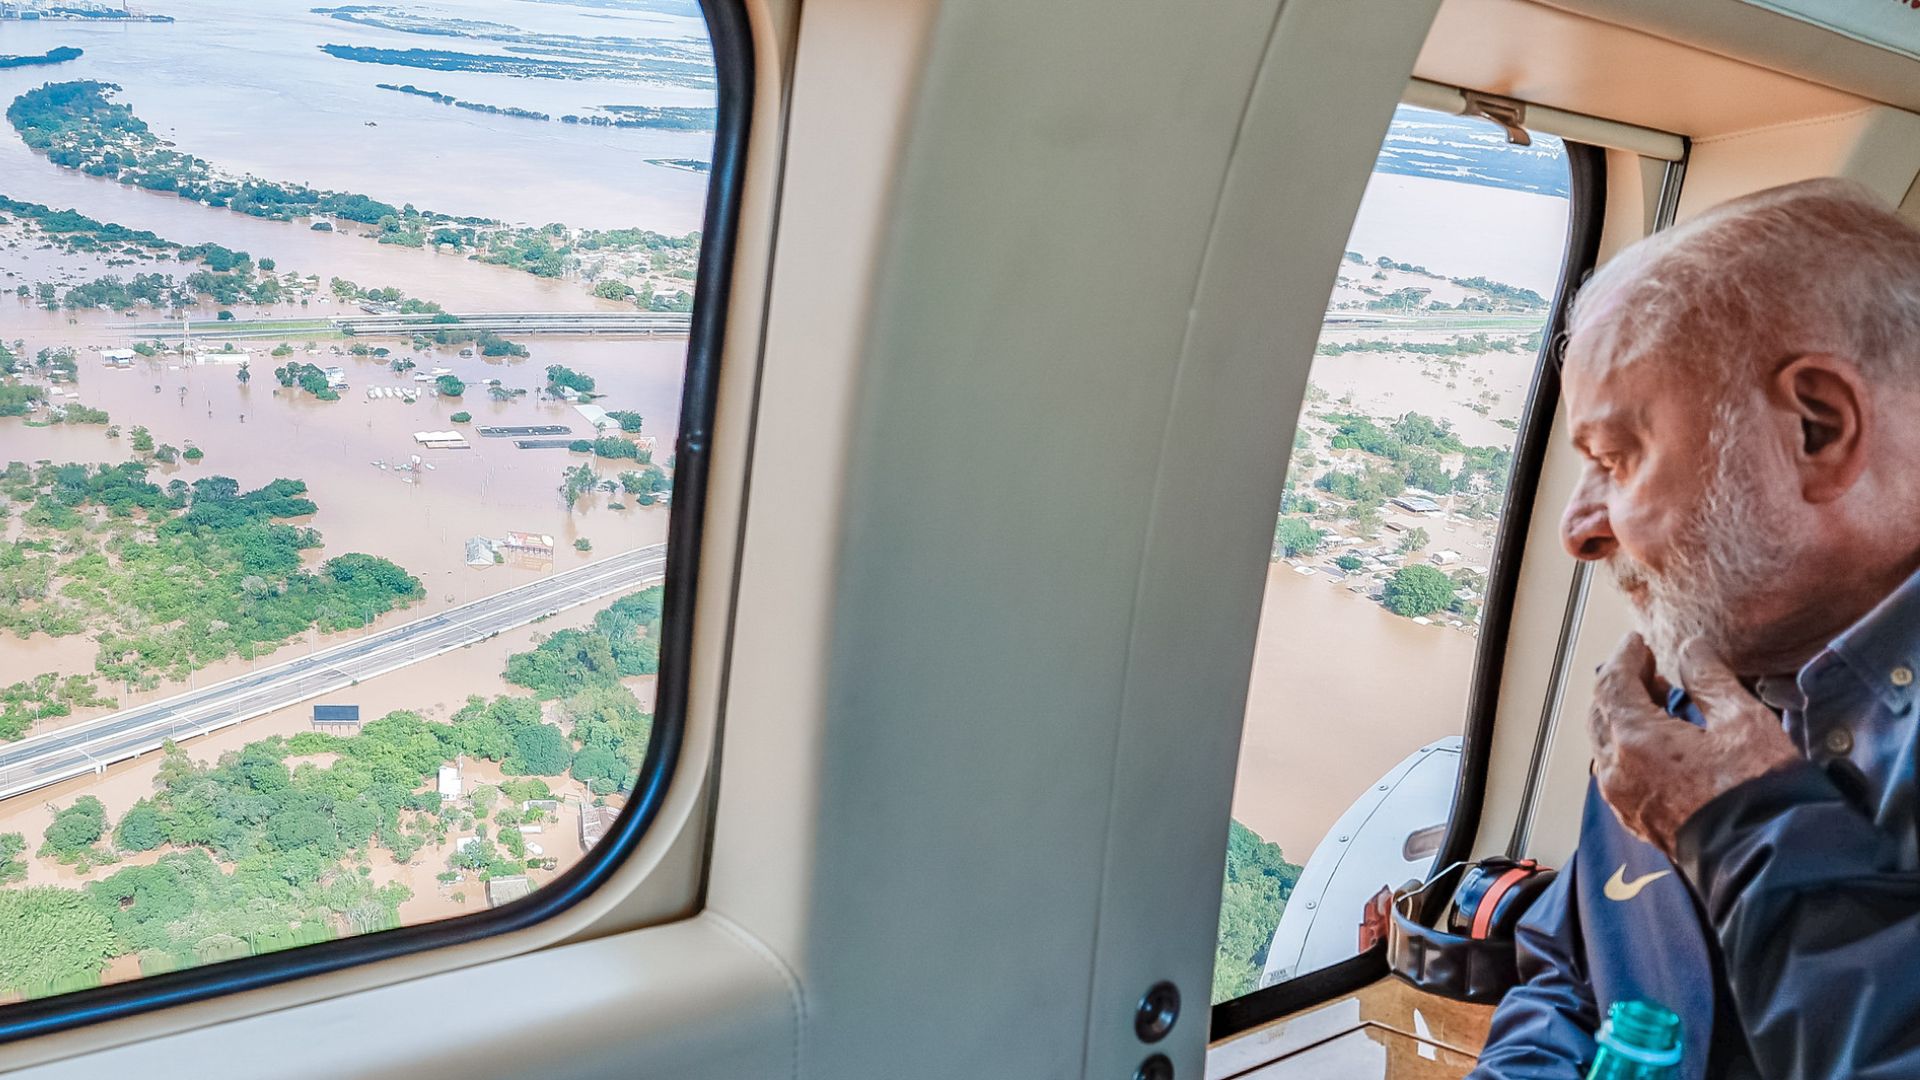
1134, 1053, 1174, 1080
1134, 981, 1180, 1043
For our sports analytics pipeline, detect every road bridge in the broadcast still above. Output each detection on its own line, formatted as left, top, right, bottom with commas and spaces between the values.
0, 546, 667, 802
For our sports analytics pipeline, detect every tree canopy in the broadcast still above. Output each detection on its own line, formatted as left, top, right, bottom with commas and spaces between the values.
1383, 564, 1455, 618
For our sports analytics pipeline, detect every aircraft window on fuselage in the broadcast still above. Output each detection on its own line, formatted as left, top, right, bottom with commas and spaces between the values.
0, 0, 718, 1007
1212, 105, 1571, 1004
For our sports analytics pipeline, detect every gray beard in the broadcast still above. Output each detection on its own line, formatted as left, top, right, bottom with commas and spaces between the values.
1604, 405, 1793, 681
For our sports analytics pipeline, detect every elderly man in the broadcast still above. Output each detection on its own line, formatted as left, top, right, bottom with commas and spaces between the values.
1473, 177, 1920, 1079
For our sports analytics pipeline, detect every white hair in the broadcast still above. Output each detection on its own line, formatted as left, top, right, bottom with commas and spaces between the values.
1568, 178, 1920, 393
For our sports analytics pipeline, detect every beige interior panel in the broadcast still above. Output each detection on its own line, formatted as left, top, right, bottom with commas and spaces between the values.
739, 0, 1444, 1071
1678, 106, 1920, 218
16, 916, 799, 1080
1544, 0, 1920, 117
1417, 0, 1868, 138
701, 0, 943, 972
1083, 2, 1440, 1073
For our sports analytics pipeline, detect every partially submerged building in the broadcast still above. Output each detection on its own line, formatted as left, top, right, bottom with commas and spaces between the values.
485, 877, 534, 909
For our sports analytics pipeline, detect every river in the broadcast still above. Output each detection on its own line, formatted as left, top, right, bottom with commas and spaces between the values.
0, 0, 715, 232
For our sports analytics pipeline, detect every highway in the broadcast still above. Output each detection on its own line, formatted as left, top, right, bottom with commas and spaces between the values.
0, 546, 667, 802
124, 311, 693, 341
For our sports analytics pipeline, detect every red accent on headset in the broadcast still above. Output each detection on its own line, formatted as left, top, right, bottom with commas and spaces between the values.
1471, 861, 1536, 940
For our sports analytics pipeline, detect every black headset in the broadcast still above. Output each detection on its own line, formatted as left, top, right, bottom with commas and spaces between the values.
1387, 857, 1559, 1004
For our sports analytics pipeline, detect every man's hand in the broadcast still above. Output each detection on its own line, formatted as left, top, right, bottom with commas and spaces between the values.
1588, 633, 1801, 857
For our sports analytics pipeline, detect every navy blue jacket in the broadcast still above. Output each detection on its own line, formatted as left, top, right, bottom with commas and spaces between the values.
1468, 778, 1756, 1079
1676, 759, 1920, 1079
1471, 688, 1759, 1079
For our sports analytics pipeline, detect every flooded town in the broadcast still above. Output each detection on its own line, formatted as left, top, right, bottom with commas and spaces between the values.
0, 0, 709, 998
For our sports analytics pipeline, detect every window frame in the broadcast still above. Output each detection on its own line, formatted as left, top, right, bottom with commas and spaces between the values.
0, 0, 755, 1044
1210, 134, 1608, 1042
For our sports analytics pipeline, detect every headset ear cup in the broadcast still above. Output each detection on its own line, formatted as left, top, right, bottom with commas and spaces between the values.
1489, 868, 1558, 939
1389, 859, 1557, 1003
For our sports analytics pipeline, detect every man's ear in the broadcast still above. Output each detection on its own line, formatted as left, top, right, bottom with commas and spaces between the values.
1770, 354, 1868, 503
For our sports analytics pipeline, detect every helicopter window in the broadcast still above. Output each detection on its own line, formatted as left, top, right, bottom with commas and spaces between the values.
1212, 104, 1574, 1006
0, 0, 744, 1037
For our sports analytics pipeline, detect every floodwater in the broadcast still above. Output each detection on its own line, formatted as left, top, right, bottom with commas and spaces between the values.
0, 0, 699, 709
1231, 563, 1477, 861
0, 0, 715, 233
1344, 172, 1572, 296
1227, 164, 1570, 861
0, 325, 684, 693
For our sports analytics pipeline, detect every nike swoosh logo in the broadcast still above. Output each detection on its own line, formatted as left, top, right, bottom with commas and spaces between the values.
1603, 866, 1671, 902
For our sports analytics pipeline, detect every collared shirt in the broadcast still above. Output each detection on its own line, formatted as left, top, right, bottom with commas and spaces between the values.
1754, 567, 1920, 866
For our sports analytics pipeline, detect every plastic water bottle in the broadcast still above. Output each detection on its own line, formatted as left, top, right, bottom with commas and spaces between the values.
1586, 999, 1682, 1080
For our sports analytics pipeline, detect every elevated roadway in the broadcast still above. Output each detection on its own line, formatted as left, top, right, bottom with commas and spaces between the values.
124, 311, 692, 341
0, 546, 666, 802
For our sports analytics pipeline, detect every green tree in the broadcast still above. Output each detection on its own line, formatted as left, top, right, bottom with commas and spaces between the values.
114, 800, 166, 852
41, 796, 106, 858
570, 745, 624, 786
130, 425, 154, 454
506, 723, 571, 776
449, 411, 471, 423
1404, 452, 1453, 494
544, 365, 595, 395
0, 832, 26, 883
1396, 526, 1430, 555
435, 374, 464, 397
1273, 516, 1324, 558
559, 462, 597, 509
1213, 820, 1301, 1002
1334, 554, 1364, 572
1382, 564, 1454, 618
0, 887, 114, 994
